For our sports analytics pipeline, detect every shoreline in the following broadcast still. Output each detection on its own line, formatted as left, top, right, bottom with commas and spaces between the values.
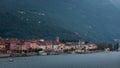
1, 50, 119, 58
0, 54, 10, 58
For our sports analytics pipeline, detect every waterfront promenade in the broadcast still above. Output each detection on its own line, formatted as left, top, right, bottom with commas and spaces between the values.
0, 54, 10, 58
0, 50, 119, 58
0, 50, 102, 58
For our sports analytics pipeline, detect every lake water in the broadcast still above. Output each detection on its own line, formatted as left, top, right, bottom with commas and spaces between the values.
0, 52, 120, 68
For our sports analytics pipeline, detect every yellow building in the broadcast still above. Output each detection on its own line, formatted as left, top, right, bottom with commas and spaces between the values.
30, 42, 39, 49
0, 44, 5, 51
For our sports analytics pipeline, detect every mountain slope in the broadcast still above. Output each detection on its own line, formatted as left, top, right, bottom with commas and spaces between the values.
0, 10, 80, 40
1, 0, 120, 43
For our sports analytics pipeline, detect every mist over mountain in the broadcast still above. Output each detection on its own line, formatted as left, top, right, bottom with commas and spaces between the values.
0, 0, 120, 43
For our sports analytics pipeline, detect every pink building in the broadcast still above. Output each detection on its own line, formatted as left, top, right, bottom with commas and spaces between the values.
10, 43, 18, 50
24, 42, 31, 50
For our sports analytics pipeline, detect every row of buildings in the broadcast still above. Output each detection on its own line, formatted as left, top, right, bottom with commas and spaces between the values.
0, 37, 98, 54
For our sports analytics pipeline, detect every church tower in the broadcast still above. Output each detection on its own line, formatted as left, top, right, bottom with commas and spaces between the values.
56, 36, 59, 42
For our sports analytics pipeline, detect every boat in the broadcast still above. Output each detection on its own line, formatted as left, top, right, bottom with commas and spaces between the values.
9, 59, 14, 62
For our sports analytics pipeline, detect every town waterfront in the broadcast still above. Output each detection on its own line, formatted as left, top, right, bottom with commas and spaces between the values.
0, 52, 120, 68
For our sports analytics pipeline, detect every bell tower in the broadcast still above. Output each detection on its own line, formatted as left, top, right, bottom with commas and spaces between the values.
56, 36, 59, 42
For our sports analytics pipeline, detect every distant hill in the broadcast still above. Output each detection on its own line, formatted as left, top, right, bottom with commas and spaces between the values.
0, 0, 120, 43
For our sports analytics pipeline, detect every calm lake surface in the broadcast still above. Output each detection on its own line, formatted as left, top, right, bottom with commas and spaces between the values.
0, 52, 120, 68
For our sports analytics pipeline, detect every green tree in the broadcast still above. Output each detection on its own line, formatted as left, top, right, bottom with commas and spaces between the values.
114, 43, 119, 51
107, 44, 113, 51
34, 48, 43, 53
